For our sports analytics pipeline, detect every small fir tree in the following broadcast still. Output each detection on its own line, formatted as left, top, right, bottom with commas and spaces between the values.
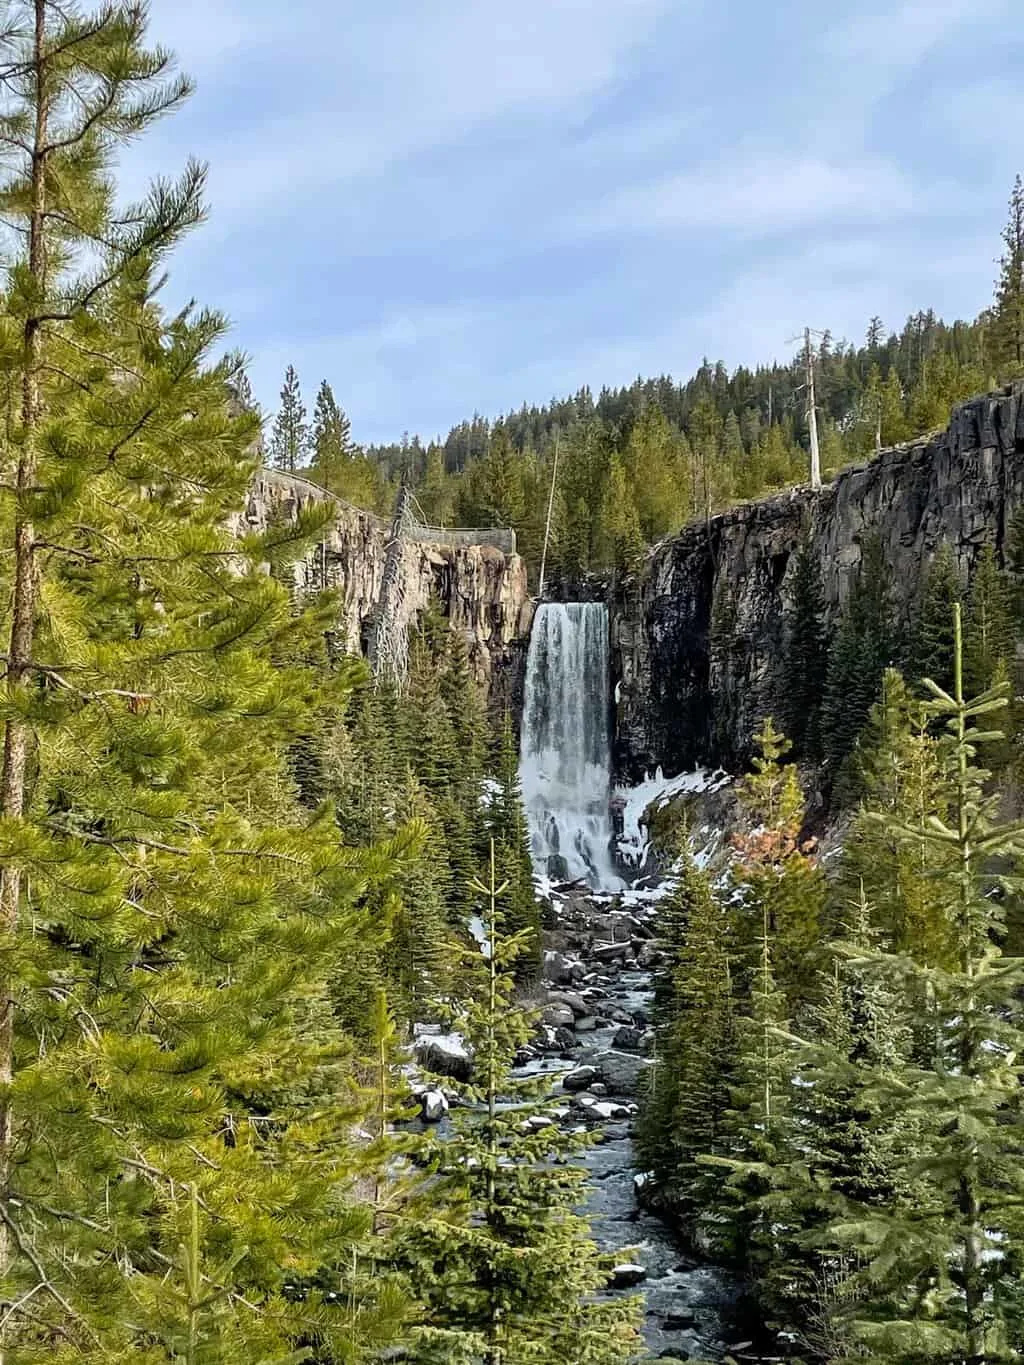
396, 845, 643, 1364
270, 363, 310, 471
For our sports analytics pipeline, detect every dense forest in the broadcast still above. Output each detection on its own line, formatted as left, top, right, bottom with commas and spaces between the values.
5, 1, 1024, 1363
263, 175, 1024, 586
0, 4, 643, 1360
638, 598, 1024, 1362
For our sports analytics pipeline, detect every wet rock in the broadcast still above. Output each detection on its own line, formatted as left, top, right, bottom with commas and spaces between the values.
598, 1050, 650, 1096
574, 1015, 599, 1032
591, 1100, 631, 1120
662, 1311, 697, 1330
546, 989, 589, 1017
637, 941, 661, 968
593, 941, 629, 963
658, 1349, 690, 1360
543, 951, 585, 985
419, 1089, 449, 1122
610, 1262, 647, 1288
414, 1031, 472, 1083
553, 1026, 580, 1052
542, 1004, 575, 1029
562, 1065, 599, 1092
612, 1025, 647, 1052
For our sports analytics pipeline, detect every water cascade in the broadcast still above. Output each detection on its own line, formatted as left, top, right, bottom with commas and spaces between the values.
519, 602, 622, 889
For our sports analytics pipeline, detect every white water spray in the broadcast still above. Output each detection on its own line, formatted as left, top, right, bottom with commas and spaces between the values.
519, 602, 622, 890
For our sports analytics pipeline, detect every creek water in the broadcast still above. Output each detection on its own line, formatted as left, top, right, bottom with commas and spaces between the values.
517, 602, 754, 1361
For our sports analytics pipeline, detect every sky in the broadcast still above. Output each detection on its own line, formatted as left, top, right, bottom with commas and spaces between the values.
120, 0, 1023, 446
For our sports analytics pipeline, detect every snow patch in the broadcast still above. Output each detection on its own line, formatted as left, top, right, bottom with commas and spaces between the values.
614, 767, 730, 870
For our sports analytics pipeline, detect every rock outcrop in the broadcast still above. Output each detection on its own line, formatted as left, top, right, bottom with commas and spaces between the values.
612, 382, 1024, 779
234, 468, 532, 693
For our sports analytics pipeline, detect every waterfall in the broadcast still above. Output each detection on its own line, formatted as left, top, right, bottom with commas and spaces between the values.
519, 602, 622, 890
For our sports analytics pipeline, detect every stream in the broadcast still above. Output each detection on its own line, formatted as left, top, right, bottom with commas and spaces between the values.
512, 601, 760, 1361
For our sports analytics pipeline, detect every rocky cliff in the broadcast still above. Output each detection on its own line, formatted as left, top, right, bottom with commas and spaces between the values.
235, 469, 533, 693
611, 381, 1024, 781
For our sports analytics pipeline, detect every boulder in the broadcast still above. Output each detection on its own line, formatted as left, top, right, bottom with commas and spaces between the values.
414, 1031, 472, 1083
598, 1050, 649, 1096
543, 951, 585, 985
561, 1065, 599, 1092
574, 1015, 599, 1032
661, 1311, 697, 1330
592, 941, 629, 963
419, 1089, 449, 1123
546, 989, 589, 1017
636, 941, 661, 968
541, 1004, 575, 1029
554, 1026, 580, 1052
591, 1100, 631, 1121
609, 1262, 647, 1288
612, 1025, 647, 1052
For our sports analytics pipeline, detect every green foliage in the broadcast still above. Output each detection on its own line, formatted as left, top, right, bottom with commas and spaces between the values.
270, 363, 310, 472
908, 541, 963, 695
990, 173, 1024, 378
780, 527, 829, 760
637, 848, 737, 1232
821, 535, 895, 801
396, 846, 643, 1364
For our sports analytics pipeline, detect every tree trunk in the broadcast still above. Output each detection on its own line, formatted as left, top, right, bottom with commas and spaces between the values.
0, 0, 49, 1325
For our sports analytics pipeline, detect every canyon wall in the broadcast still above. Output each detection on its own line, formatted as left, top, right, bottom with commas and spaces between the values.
235, 468, 533, 692
611, 381, 1024, 781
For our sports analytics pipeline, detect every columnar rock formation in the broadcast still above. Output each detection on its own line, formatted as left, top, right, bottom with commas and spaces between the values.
611, 382, 1024, 780
235, 468, 533, 691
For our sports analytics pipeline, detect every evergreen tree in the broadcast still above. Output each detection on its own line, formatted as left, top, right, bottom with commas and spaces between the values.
825, 607, 1024, 1362
0, 5, 410, 1354
841, 669, 958, 968
270, 363, 310, 471
780, 527, 829, 760
637, 849, 737, 1233
965, 544, 1014, 696
990, 173, 1024, 378
310, 377, 354, 475
908, 541, 963, 693
486, 711, 540, 972
821, 535, 894, 799
397, 846, 643, 1364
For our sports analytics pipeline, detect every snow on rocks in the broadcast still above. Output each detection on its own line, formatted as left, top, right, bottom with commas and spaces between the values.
412, 1026, 473, 1083
610, 1262, 648, 1288
419, 1088, 449, 1122
614, 766, 731, 871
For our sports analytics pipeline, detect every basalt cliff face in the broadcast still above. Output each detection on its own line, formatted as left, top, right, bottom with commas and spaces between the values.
610, 382, 1024, 782
235, 469, 533, 694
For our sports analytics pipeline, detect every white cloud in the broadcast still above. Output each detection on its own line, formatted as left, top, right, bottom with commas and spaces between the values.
574, 155, 923, 239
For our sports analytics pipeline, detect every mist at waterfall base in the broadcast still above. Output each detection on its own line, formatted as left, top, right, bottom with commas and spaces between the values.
519, 602, 624, 890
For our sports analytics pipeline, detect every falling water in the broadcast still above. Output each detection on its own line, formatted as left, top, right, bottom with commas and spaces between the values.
519, 602, 622, 889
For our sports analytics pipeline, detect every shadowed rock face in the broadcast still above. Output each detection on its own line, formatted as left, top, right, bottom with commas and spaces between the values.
233, 467, 533, 695
611, 382, 1024, 781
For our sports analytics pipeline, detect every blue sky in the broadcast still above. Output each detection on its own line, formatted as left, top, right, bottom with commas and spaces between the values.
121, 0, 1022, 445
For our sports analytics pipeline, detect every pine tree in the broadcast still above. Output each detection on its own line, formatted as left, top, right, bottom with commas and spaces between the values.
270, 363, 310, 471
0, 8, 425, 1354
840, 669, 958, 969
637, 849, 737, 1232
780, 526, 829, 760
396, 845, 643, 1364
0, 8, 411, 1354
965, 544, 1014, 696
310, 377, 354, 479
990, 173, 1024, 378
822, 535, 895, 799
486, 711, 539, 972
825, 607, 1024, 1362
908, 541, 962, 692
